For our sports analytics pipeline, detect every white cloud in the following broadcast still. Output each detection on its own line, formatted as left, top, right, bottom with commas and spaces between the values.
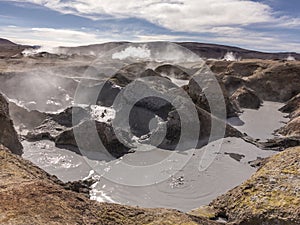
0, 26, 131, 47
1, 25, 300, 53
6, 0, 286, 32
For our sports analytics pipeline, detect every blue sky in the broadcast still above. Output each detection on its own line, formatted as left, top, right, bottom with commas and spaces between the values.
0, 0, 299, 52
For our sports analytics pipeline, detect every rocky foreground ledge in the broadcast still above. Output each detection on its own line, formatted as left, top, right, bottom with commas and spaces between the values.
1, 143, 299, 225
0, 144, 220, 225
190, 146, 300, 225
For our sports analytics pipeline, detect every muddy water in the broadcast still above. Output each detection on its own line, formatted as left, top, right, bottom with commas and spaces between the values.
228, 101, 289, 141
21, 101, 288, 212
88, 137, 277, 212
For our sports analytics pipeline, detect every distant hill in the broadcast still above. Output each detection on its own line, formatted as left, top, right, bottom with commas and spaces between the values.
0, 38, 27, 58
0, 38, 18, 46
58, 42, 129, 56
0, 37, 299, 60
176, 42, 300, 60
59, 41, 300, 60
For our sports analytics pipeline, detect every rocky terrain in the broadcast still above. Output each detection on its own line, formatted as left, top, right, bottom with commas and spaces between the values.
0, 39, 299, 224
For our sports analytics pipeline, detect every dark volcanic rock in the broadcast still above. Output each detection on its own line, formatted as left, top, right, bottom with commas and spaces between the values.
25, 106, 89, 141
276, 117, 300, 137
224, 152, 245, 162
112, 75, 242, 150
0, 94, 23, 155
248, 157, 265, 168
155, 64, 190, 80
230, 86, 262, 109
222, 75, 247, 95
63, 178, 96, 197
242, 135, 300, 152
26, 118, 66, 142
279, 93, 300, 117
75, 80, 121, 107
9, 102, 47, 129
110, 64, 162, 88
162, 105, 243, 149
55, 120, 131, 158
277, 93, 300, 137
140, 68, 161, 78
260, 136, 300, 151
49, 106, 89, 127
184, 77, 239, 118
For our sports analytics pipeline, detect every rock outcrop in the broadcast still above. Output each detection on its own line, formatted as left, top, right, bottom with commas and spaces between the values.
184, 77, 239, 118
208, 60, 300, 103
279, 93, 300, 120
55, 120, 131, 158
277, 93, 300, 137
207, 147, 300, 225
0, 93, 22, 155
154, 64, 190, 80
246, 62, 300, 102
221, 75, 246, 95
0, 144, 220, 225
9, 101, 47, 129
277, 117, 300, 137
230, 86, 262, 109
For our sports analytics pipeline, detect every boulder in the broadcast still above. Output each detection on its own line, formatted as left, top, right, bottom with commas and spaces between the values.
279, 93, 300, 118
277, 117, 300, 137
26, 118, 67, 142
208, 147, 300, 225
226, 61, 262, 77
277, 93, 300, 137
222, 75, 247, 95
260, 137, 300, 151
230, 86, 262, 109
162, 105, 243, 148
49, 106, 90, 127
9, 101, 47, 129
184, 77, 239, 118
55, 120, 131, 158
0, 93, 23, 155
154, 64, 190, 80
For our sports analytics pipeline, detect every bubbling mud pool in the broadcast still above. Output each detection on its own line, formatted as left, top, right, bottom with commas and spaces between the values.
21, 101, 287, 212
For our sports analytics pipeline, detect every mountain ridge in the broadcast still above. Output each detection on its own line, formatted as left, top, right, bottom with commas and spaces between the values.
59, 41, 300, 60
0, 37, 299, 60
